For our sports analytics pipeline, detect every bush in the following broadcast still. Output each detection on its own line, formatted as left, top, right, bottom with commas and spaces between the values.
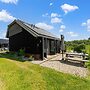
28, 55, 34, 61
74, 44, 85, 53
18, 49, 25, 56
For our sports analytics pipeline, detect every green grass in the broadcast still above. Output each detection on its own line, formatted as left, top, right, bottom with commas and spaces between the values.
85, 45, 90, 55
0, 54, 90, 90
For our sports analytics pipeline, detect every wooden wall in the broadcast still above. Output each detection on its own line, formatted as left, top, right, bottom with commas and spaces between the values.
8, 23, 60, 60
9, 29, 42, 54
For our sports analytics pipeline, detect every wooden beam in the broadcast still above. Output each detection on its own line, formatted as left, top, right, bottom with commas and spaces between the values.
54, 40, 56, 54
41, 37, 44, 60
45, 38, 48, 58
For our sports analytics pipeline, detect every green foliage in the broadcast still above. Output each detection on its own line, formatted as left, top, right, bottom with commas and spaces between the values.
85, 45, 90, 55
65, 39, 90, 54
65, 39, 90, 47
0, 52, 25, 62
18, 49, 25, 56
28, 55, 34, 61
66, 46, 74, 52
73, 44, 85, 53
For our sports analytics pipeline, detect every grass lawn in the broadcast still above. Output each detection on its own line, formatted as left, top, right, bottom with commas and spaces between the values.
0, 54, 90, 90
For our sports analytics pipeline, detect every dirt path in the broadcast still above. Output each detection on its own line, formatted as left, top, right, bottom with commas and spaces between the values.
32, 54, 89, 77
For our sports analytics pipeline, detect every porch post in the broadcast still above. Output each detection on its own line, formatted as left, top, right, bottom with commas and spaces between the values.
54, 40, 56, 54
46, 38, 48, 58
41, 37, 44, 60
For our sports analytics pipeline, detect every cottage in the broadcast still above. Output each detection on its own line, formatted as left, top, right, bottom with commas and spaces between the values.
6, 19, 61, 60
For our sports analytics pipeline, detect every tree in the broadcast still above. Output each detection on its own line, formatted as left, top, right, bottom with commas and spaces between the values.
73, 44, 85, 53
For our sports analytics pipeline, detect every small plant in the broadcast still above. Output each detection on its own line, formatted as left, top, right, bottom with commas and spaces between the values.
18, 49, 25, 56
28, 55, 34, 61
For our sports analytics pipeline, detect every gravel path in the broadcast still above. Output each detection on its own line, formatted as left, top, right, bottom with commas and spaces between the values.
32, 54, 89, 77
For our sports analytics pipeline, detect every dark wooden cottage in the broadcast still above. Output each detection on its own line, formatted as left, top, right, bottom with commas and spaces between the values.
6, 19, 61, 60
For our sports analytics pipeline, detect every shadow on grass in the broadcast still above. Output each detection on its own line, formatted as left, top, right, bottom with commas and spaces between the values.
0, 52, 25, 62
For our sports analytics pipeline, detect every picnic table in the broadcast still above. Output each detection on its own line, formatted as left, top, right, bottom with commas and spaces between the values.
65, 53, 88, 67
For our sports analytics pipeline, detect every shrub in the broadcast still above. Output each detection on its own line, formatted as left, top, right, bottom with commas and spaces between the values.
74, 44, 85, 53
18, 49, 25, 56
28, 55, 34, 61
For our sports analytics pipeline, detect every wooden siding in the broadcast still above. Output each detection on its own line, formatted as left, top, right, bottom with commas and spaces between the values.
9, 29, 42, 54
8, 22, 61, 60
9, 23, 22, 37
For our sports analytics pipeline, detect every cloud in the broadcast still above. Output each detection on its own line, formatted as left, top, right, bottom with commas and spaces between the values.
81, 22, 86, 26
0, 30, 7, 39
67, 31, 78, 37
59, 25, 66, 32
50, 3, 53, 6
81, 19, 90, 31
51, 17, 62, 23
50, 12, 62, 24
0, 0, 18, 4
42, 13, 49, 17
51, 13, 61, 18
61, 4, 79, 14
0, 10, 16, 22
35, 22, 54, 30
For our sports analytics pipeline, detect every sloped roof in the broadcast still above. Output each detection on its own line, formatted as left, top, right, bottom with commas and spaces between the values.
7, 19, 60, 40
0, 39, 9, 44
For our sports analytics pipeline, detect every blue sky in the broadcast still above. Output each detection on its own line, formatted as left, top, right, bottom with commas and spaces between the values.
0, 0, 90, 41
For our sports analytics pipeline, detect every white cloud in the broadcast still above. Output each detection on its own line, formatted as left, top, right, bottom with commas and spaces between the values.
50, 3, 53, 6
81, 22, 86, 26
0, 10, 16, 22
0, 30, 6, 39
51, 13, 60, 18
42, 13, 49, 17
59, 25, 66, 32
82, 19, 90, 31
61, 4, 79, 14
0, 0, 18, 4
67, 31, 78, 37
51, 17, 62, 23
35, 22, 54, 30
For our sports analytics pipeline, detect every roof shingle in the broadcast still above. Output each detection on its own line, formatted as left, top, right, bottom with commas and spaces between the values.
7, 19, 60, 40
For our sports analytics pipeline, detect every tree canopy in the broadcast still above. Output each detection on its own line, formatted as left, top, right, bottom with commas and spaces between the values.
65, 39, 90, 53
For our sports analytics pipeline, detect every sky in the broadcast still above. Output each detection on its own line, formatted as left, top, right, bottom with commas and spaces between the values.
0, 0, 90, 41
